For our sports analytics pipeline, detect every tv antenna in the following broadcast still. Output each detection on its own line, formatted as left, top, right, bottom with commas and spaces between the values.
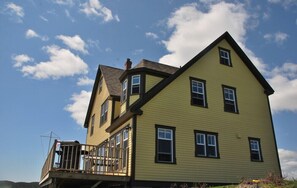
40, 131, 60, 157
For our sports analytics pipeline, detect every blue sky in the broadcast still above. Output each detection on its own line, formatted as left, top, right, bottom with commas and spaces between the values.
0, 0, 296, 182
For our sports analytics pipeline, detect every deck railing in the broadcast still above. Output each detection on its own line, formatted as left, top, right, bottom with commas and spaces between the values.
41, 140, 129, 181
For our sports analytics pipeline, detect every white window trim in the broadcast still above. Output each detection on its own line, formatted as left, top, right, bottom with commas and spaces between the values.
157, 128, 173, 162
192, 80, 206, 106
122, 79, 127, 101
131, 75, 140, 94
196, 133, 206, 156
220, 49, 231, 65
224, 87, 237, 112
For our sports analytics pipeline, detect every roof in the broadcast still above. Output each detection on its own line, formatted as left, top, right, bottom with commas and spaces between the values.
100, 65, 124, 96
134, 59, 179, 75
130, 31, 274, 112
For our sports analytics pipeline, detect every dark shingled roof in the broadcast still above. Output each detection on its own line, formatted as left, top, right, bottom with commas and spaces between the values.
133, 59, 179, 75
100, 65, 124, 96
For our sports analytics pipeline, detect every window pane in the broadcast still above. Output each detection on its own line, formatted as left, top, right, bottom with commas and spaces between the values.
159, 140, 171, 153
197, 144, 206, 156
197, 134, 205, 144
158, 153, 172, 162
208, 146, 217, 157
207, 135, 216, 146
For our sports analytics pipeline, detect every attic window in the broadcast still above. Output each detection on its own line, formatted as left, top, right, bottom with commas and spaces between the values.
190, 77, 207, 107
219, 47, 232, 66
223, 85, 238, 113
131, 75, 140, 94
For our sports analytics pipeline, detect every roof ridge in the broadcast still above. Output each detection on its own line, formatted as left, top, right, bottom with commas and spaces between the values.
140, 59, 179, 69
100, 64, 124, 71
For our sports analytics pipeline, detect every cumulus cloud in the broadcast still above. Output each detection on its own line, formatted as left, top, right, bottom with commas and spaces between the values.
278, 148, 297, 179
159, 2, 261, 69
159, 1, 296, 113
65, 90, 91, 126
21, 45, 88, 79
80, 0, 119, 22
56, 35, 88, 54
77, 76, 94, 86
145, 32, 159, 40
25, 29, 49, 41
264, 32, 289, 44
12, 54, 34, 67
5, 2, 24, 23
268, 62, 297, 113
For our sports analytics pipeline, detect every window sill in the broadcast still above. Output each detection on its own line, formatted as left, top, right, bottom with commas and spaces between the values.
191, 104, 208, 108
224, 110, 239, 114
195, 155, 220, 159
155, 161, 177, 164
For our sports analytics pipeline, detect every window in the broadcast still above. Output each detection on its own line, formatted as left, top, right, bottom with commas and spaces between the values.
194, 130, 219, 158
100, 100, 108, 125
155, 125, 176, 164
190, 78, 207, 107
90, 114, 95, 136
219, 48, 232, 66
131, 75, 140, 94
121, 79, 127, 102
123, 129, 129, 168
249, 137, 263, 162
223, 85, 238, 113
98, 78, 102, 94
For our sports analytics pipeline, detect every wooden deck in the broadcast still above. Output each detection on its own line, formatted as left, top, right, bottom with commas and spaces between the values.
40, 140, 130, 188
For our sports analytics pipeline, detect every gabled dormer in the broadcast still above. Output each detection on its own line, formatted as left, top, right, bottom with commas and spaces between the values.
119, 59, 179, 115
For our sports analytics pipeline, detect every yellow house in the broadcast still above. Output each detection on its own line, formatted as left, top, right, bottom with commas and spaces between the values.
40, 32, 281, 188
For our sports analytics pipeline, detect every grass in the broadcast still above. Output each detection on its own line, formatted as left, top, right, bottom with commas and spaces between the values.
171, 173, 297, 188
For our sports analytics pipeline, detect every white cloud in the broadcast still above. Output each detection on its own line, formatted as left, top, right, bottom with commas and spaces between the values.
65, 90, 91, 126
5, 2, 24, 23
268, 0, 297, 9
12, 54, 34, 67
264, 32, 289, 44
21, 45, 88, 79
77, 76, 94, 86
268, 62, 297, 113
65, 9, 75, 22
145, 32, 159, 40
159, 2, 262, 69
278, 148, 297, 179
53, 0, 74, 6
25, 29, 49, 41
133, 49, 144, 55
80, 0, 119, 22
40, 16, 48, 22
56, 35, 88, 54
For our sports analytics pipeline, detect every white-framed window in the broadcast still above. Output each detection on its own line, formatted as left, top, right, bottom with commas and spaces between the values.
121, 79, 127, 101
219, 48, 231, 66
156, 125, 176, 164
131, 75, 140, 94
191, 78, 207, 107
195, 131, 219, 158
90, 114, 95, 136
249, 137, 263, 162
100, 100, 108, 125
223, 86, 238, 113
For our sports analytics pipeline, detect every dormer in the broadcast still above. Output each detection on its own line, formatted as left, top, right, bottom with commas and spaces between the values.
119, 59, 179, 115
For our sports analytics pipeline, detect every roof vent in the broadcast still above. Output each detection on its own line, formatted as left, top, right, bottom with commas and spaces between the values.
125, 58, 132, 70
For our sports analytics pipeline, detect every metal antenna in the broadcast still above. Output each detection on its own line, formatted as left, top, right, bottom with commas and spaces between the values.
41, 131, 60, 155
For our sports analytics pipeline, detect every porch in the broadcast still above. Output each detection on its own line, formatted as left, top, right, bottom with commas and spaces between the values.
40, 140, 130, 188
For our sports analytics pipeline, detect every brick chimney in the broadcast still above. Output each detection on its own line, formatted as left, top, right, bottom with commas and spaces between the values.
125, 58, 132, 70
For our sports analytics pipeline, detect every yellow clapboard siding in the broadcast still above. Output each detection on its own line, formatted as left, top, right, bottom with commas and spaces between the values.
146, 74, 163, 92
134, 39, 280, 183
86, 75, 111, 146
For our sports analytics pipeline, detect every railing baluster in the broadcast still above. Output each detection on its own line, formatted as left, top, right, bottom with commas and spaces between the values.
41, 142, 129, 182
